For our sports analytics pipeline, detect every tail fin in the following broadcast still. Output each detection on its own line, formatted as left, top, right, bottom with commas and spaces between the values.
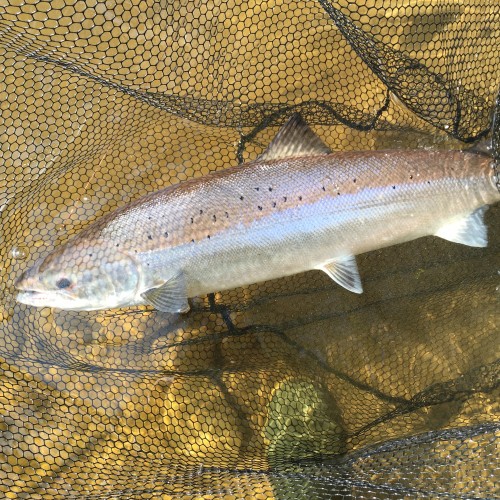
469, 136, 492, 155
492, 91, 500, 193
492, 89, 500, 160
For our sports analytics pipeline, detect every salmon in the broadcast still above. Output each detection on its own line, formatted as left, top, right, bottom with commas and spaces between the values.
15, 115, 500, 312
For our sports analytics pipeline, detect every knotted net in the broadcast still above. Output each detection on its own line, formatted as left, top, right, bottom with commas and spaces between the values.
0, 1, 499, 498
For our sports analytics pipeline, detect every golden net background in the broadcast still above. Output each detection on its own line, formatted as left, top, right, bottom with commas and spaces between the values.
0, 0, 499, 498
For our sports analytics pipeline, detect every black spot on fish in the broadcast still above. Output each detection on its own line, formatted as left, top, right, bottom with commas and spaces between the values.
190, 217, 194, 224
298, 196, 302, 201
213, 214, 217, 222
89, 254, 93, 257
116, 243, 120, 247
207, 235, 211, 239
164, 231, 169, 237
392, 186, 396, 189
240, 196, 244, 200
269, 187, 273, 191
409, 175, 413, 180
353, 178, 356, 183
283, 196, 287, 202
191, 239, 195, 243
337, 192, 341, 196
427, 181, 431, 184
200, 209, 203, 214
322, 186, 326, 191
148, 217, 152, 220
272, 202, 276, 208
148, 235, 153, 240
225, 212, 229, 218
258, 206, 263, 211
255, 187, 260, 191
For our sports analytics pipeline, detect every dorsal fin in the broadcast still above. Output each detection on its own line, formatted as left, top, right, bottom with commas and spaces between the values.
257, 114, 332, 161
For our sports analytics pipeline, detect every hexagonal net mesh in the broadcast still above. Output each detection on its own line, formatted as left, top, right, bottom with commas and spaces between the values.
0, 1, 499, 498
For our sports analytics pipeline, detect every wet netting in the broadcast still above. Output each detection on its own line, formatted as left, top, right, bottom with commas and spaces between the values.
1, 1, 499, 498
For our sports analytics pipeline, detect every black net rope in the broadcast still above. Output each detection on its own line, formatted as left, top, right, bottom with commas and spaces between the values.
0, 1, 499, 498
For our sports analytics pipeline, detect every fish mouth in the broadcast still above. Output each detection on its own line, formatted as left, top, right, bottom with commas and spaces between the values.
15, 274, 74, 308
16, 289, 55, 307
14, 273, 44, 305
15, 276, 51, 305
16, 289, 85, 310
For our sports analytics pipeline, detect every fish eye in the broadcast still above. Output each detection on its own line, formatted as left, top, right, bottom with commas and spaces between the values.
55, 278, 72, 290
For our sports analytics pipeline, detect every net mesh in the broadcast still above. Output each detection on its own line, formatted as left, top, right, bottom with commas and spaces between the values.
1, 1, 499, 498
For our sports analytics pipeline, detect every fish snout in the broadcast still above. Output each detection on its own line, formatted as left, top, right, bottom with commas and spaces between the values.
14, 266, 40, 291
14, 270, 30, 290
14, 270, 43, 307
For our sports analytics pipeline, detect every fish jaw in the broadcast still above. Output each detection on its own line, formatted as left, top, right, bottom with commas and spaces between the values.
15, 288, 135, 311
15, 266, 97, 310
16, 277, 142, 311
14, 262, 59, 307
15, 271, 97, 310
16, 289, 73, 310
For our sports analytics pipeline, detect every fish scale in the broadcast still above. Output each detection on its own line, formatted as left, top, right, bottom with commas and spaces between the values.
100, 150, 482, 247
15, 115, 500, 312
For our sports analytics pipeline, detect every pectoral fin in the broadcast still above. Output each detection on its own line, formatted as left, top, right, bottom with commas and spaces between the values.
141, 272, 190, 313
435, 207, 489, 247
318, 255, 363, 294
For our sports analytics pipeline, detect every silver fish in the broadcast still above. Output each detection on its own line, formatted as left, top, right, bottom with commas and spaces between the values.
15, 115, 500, 312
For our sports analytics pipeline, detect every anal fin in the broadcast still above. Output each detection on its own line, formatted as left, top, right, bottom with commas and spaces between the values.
318, 255, 363, 294
435, 206, 489, 247
141, 272, 190, 313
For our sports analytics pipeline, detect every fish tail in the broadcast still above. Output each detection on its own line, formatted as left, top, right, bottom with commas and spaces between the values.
492, 88, 500, 162
469, 90, 500, 156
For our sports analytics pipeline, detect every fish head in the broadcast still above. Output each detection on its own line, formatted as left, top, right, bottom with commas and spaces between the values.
15, 240, 140, 311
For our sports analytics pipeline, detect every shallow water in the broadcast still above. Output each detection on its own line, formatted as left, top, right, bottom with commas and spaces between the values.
1, 0, 500, 498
